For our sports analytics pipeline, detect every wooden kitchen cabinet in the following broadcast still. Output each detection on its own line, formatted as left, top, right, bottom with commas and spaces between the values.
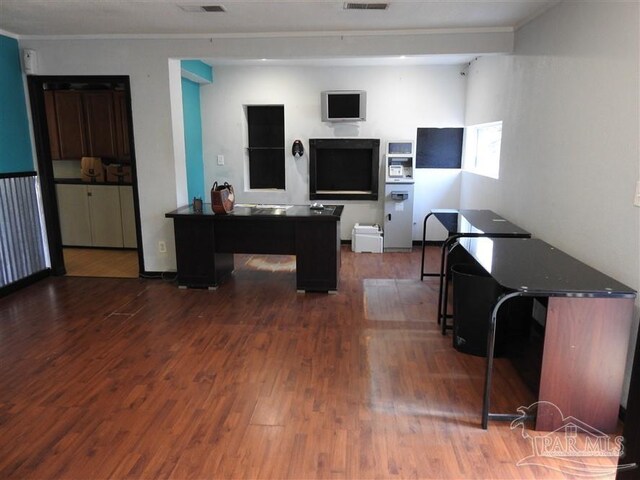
83, 92, 118, 160
113, 91, 131, 162
45, 89, 130, 162
43, 91, 62, 160
48, 91, 87, 160
56, 184, 135, 248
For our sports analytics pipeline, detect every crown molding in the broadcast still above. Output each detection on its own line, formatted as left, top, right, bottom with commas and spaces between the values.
18, 26, 514, 41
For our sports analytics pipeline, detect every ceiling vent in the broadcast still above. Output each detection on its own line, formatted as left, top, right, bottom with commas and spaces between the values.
344, 2, 389, 10
179, 5, 226, 13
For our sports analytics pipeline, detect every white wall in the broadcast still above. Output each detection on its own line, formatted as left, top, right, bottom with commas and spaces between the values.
19, 31, 511, 271
200, 64, 465, 240
462, 1, 640, 406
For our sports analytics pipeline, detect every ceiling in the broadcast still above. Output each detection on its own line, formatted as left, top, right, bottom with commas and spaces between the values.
1, 0, 558, 37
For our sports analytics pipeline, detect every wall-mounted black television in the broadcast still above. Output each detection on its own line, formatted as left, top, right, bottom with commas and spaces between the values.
321, 91, 367, 122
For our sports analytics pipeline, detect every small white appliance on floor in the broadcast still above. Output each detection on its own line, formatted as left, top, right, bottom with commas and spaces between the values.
352, 224, 383, 253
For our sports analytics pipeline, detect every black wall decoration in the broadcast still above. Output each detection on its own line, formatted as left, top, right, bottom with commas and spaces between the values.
416, 127, 464, 169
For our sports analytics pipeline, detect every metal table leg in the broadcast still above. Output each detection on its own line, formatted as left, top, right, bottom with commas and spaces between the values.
482, 291, 525, 429
438, 236, 459, 333
420, 212, 435, 281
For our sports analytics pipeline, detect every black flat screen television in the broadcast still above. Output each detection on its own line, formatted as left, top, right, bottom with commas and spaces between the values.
321, 91, 367, 122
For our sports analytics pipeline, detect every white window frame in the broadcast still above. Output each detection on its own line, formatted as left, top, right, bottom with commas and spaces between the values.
463, 121, 502, 179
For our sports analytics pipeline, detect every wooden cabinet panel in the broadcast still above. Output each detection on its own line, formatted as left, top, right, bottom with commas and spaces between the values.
114, 91, 131, 163
56, 184, 92, 246
88, 185, 123, 248
53, 91, 86, 159
537, 297, 634, 433
44, 91, 61, 160
83, 92, 118, 160
617, 331, 640, 479
119, 186, 137, 248
45, 89, 131, 163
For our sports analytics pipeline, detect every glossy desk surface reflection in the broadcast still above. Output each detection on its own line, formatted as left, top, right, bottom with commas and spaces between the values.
166, 204, 343, 220
432, 209, 530, 236
460, 237, 636, 297
422, 209, 531, 331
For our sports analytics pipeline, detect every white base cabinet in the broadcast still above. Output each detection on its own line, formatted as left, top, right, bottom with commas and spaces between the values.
56, 184, 92, 246
87, 185, 123, 247
56, 184, 137, 248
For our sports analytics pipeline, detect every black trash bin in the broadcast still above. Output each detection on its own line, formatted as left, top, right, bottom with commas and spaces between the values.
451, 263, 505, 357
446, 243, 475, 277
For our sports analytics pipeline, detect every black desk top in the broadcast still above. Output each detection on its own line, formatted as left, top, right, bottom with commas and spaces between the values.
166, 203, 344, 220
460, 237, 636, 298
432, 209, 530, 237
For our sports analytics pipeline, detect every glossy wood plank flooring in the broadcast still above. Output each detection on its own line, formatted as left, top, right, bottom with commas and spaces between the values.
0, 247, 621, 479
63, 248, 138, 278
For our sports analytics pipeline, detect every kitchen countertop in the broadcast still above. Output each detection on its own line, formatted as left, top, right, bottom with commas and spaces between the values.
54, 178, 132, 186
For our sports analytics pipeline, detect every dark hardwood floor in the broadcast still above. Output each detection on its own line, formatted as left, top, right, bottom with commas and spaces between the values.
0, 247, 621, 479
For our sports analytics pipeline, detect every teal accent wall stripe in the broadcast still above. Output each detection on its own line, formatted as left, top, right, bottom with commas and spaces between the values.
181, 60, 213, 83
0, 35, 34, 174
181, 78, 205, 200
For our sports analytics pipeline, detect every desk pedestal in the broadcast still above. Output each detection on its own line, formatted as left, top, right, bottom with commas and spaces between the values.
537, 297, 634, 432
173, 218, 234, 288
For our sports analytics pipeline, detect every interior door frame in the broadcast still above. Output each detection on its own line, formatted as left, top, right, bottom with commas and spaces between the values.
27, 75, 145, 276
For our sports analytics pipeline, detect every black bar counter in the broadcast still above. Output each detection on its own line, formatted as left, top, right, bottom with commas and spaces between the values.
459, 237, 636, 432
165, 204, 343, 292
419, 209, 531, 332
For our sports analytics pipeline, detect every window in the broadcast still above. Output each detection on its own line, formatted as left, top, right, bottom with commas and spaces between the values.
247, 105, 285, 190
463, 121, 502, 179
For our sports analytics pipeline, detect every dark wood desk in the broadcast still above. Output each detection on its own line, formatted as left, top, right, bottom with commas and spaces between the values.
460, 237, 636, 432
419, 209, 530, 333
165, 204, 343, 292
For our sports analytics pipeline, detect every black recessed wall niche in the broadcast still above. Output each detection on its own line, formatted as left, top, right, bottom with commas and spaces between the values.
309, 138, 379, 200
247, 105, 285, 189
416, 127, 464, 168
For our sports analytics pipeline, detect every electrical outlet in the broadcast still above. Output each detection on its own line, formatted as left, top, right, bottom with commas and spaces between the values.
158, 240, 167, 253
635, 180, 640, 207
217, 154, 224, 166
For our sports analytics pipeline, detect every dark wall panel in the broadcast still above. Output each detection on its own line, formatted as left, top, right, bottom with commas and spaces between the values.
416, 128, 463, 169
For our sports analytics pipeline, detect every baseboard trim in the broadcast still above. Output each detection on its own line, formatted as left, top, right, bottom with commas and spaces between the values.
0, 269, 51, 299
343, 240, 444, 247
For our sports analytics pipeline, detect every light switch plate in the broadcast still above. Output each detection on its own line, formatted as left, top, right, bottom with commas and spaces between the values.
217, 155, 224, 166
635, 180, 640, 207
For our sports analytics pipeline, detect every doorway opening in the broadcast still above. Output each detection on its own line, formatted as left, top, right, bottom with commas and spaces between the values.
28, 75, 144, 279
